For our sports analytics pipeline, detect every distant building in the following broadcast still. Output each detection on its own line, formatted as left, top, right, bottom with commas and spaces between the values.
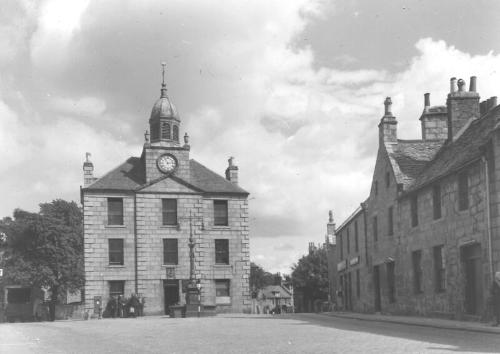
331, 76, 500, 320
256, 285, 293, 313
81, 71, 251, 315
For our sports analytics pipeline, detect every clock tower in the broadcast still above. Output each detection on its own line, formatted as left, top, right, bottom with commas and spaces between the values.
143, 64, 191, 182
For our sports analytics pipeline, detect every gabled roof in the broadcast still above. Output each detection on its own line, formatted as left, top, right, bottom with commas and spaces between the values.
386, 140, 444, 189
260, 285, 292, 299
84, 157, 248, 195
408, 106, 499, 192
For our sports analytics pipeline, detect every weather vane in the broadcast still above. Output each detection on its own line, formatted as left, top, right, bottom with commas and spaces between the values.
161, 62, 166, 87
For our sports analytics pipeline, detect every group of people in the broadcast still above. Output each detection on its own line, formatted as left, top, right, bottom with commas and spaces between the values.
103, 294, 145, 318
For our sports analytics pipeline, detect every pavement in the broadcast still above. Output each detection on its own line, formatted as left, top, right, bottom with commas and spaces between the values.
322, 311, 500, 334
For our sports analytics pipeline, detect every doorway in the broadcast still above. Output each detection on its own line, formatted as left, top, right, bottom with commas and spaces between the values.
373, 265, 381, 312
461, 244, 483, 315
164, 280, 180, 315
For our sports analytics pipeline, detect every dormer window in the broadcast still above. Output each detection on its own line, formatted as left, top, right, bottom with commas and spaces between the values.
173, 125, 179, 141
161, 122, 171, 140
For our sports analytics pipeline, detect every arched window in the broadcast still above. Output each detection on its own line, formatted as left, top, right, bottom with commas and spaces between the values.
161, 122, 171, 140
151, 122, 160, 141
173, 125, 179, 141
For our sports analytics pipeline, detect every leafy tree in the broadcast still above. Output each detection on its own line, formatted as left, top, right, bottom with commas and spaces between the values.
249, 263, 283, 297
291, 244, 329, 309
0, 200, 83, 321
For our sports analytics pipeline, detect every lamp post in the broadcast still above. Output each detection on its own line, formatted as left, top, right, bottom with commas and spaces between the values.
275, 291, 281, 314
183, 210, 204, 317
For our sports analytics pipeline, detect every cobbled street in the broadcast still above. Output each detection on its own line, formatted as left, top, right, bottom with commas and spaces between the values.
1, 314, 500, 354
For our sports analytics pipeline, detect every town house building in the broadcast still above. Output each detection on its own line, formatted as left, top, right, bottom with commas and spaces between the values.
81, 73, 251, 315
331, 76, 500, 320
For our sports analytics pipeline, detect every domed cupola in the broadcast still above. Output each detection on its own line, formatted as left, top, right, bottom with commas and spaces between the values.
149, 63, 181, 146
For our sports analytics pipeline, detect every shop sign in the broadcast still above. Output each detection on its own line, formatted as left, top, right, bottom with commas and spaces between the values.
349, 256, 360, 266
337, 260, 347, 272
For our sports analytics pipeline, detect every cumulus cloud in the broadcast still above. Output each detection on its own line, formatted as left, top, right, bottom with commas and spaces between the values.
2, 1, 500, 274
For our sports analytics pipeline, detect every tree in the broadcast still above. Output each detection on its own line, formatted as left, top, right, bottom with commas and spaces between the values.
249, 263, 282, 297
291, 244, 329, 311
0, 200, 83, 321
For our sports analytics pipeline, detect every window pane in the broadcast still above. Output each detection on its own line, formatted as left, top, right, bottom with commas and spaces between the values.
215, 239, 229, 264
163, 238, 178, 265
458, 173, 469, 210
173, 125, 179, 141
108, 198, 123, 225
109, 281, 124, 297
388, 206, 394, 236
373, 216, 378, 242
214, 200, 228, 226
162, 199, 177, 225
412, 250, 422, 293
161, 122, 171, 140
215, 280, 230, 297
151, 122, 160, 141
434, 245, 446, 292
411, 195, 418, 227
433, 185, 442, 219
108, 239, 124, 265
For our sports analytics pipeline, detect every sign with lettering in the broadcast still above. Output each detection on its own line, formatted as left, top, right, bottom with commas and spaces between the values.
349, 256, 360, 266
337, 260, 347, 272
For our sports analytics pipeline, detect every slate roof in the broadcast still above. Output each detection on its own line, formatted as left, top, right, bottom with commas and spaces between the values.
84, 157, 248, 195
260, 285, 292, 299
386, 140, 444, 189
408, 106, 499, 192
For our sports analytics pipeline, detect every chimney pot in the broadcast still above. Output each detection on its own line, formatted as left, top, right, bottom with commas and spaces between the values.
457, 79, 466, 92
450, 77, 457, 93
424, 93, 430, 107
469, 76, 477, 92
384, 97, 392, 115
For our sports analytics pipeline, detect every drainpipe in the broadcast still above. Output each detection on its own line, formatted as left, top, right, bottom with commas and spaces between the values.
134, 194, 138, 294
482, 156, 494, 281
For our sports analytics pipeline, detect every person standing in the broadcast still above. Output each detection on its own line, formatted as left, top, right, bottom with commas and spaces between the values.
117, 295, 124, 318
492, 271, 500, 326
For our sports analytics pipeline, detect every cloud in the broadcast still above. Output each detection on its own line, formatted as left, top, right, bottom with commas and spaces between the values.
2, 1, 500, 274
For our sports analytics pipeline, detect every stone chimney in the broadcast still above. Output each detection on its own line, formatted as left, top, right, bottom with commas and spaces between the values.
83, 152, 97, 187
480, 96, 498, 116
378, 97, 398, 144
326, 210, 336, 245
447, 76, 480, 140
419, 93, 448, 140
225, 156, 238, 185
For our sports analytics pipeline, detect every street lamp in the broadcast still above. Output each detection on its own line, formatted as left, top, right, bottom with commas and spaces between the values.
275, 291, 281, 314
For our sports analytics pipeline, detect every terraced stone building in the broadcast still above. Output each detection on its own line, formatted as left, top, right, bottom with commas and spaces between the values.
332, 76, 500, 320
81, 75, 250, 315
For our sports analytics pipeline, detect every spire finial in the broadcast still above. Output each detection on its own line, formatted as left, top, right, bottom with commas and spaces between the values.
160, 62, 167, 98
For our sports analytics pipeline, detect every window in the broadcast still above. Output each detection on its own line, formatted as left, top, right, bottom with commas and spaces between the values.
387, 206, 394, 236
385, 171, 390, 188
109, 281, 124, 297
214, 200, 228, 226
215, 239, 229, 264
412, 250, 423, 294
108, 239, 124, 265
151, 122, 160, 141
161, 122, 171, 140
372, 216, 378, 242
7, 288, 31, 304
173, 125, 179, 141
410, 195, 418, 227
458, 172, 469, 210
339, 234, 343, 259
354, 221, 359, 252
387, 261, 396, 303
215, 279, 230, 304
433, 245, 446, 292
346, 227, 350, 254
163, 238, 178, 265
433, 184, 442, 219
107, 198, 124, 225
356, 269, 361, 298
162, 199, 177, 225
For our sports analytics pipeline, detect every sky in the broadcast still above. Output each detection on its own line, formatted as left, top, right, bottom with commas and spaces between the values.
2, 0, 500, 274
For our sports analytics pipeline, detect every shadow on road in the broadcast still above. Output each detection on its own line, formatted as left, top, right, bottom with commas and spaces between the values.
268, 313, 500, 353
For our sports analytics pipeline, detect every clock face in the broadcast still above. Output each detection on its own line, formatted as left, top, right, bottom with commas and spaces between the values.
157, 154, 177, 174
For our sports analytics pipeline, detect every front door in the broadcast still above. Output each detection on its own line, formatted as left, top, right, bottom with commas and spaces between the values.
164, 280, 179, 315
373, 265, 381, 312
462, 244, 483, 315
